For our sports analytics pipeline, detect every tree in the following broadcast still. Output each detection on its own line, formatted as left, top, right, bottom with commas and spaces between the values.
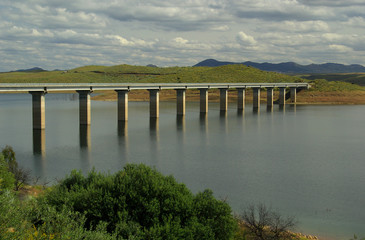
2, 145, 31, 190
240, 203, 297, 240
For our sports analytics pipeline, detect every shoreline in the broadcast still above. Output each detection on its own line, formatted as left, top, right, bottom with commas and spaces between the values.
92, 89, 365, 105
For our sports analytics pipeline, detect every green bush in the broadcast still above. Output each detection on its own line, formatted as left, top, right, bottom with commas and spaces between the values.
0, 154, 15, 192
0, 189, 117, 240
42, 164, 236, 239
2, 145, 31, 191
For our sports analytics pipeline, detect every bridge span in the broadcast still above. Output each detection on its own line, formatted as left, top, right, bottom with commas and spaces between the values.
0, 83, 309, 130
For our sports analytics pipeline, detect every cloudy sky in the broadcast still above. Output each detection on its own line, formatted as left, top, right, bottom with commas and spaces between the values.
1, 0, 365, 71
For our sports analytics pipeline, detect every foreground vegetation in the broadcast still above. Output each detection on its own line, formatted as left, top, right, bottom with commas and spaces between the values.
0, 146, 320, 240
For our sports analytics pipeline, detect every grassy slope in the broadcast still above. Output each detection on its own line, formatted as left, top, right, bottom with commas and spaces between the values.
299, 72, 365, 87
0, 64, 304, 83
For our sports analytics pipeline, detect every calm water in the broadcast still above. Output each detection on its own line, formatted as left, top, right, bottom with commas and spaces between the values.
0, 93, 364, 239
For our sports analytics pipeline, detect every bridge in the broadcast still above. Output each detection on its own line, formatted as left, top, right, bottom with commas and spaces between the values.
0, 82, 310, 130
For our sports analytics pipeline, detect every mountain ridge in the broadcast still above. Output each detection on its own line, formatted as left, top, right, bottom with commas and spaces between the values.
194, 59, 365, 74
11, 67, 47, 72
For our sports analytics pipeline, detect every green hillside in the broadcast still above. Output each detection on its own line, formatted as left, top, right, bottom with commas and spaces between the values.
299, 73, 365, 86
0, 64, 305, 84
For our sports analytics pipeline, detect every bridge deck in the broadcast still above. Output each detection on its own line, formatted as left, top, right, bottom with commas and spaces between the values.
0, 82, 310, 92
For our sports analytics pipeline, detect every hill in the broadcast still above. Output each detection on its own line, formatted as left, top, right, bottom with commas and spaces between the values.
0, 64, 304, 84
11, 67, 47, 73
194, 59, 365, 74
299, 73, 365, 86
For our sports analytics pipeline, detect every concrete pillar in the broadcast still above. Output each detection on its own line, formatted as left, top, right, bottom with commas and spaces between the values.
220, 88, 228, 112
116, 90, 129, 121
237, 88, 245, 111
149, 89, 160, 118
253, 87, 261, 109
200, 88, 209, 113
267, 87, 274, 107
77, 90, 92, 125
29, 91, 46, 130
290, 87, 297, 103
279, 87, 286, 106
176, 89, 186, 116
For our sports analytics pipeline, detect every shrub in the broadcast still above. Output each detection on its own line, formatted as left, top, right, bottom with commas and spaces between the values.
240, 203, 297, 240
42, 164, 236, 239
2, 145, 31, 190
0, 154, 15, 192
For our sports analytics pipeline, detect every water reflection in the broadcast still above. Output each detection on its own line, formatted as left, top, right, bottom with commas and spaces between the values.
176, 115, 185, 133
33, 129, 46, 178
79, 125, 91, 172
118, 120, 128, 137
149, 118, 160, 166
219, 110, 228, 134
117, 121, 129, 164
290, 104, 297, 113
237, 109, 244, 117
253, 107, 260, 115
79, 125, 91, 149
279, 104, 286, 112
199, 113, 208, 133
266, 105, 274, 113
33, 129, 46, 155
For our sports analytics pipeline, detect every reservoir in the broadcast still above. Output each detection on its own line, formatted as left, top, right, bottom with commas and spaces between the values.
0, 93, 364, 239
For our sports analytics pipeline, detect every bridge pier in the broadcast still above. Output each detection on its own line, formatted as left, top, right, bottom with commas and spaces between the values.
116, 90, 129, 121
290, 87, 297, 103
200, 88, 209, 113
237, 88, 245, 111
77, 90, 92, 125
220, 88, 228, 112
149, 89, 160, 118
176, 89, 186, 116
279, 87, 286, 106
253, 87, 261, 110
29, 91, 47, 130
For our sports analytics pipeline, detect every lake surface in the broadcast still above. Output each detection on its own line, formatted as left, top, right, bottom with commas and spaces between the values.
0, 93, 364, 239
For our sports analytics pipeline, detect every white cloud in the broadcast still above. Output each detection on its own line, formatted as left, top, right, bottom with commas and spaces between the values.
174, 37, 189, 44
236, 31, 256, 45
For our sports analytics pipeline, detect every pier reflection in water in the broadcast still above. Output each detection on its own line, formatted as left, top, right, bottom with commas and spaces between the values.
32, 129, 46, 178
176, 115, 185, 133
118, 121, 128, 137
117, 121, 129, 165
33, 129, 46, 155
79, 125, 91, 149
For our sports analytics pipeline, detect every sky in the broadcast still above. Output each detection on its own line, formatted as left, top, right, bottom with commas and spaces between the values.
1, 0, 365, 71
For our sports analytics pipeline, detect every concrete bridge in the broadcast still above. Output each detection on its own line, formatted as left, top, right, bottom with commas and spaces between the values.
0, 83, 309, 130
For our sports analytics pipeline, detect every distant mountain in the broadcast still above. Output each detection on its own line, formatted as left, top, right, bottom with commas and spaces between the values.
194, 59, 365, 74
13, 67, 46, 72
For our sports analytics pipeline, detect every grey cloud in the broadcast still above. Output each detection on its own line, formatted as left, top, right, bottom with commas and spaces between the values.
298, 0, 365, 7
234, 9, 317, 21
1, 0, 365, 71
